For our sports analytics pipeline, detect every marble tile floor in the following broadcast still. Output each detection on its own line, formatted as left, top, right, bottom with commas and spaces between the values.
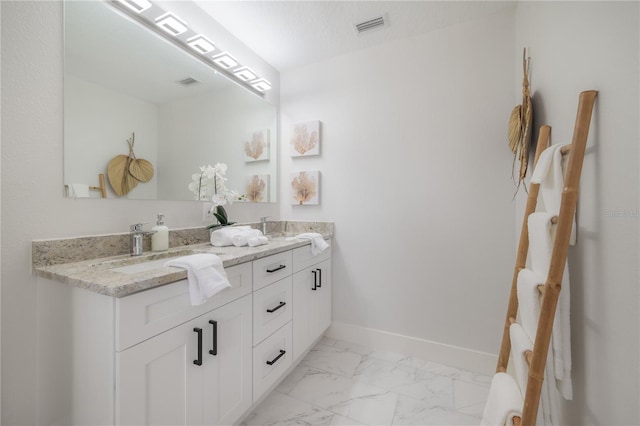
242, 337, 492, 426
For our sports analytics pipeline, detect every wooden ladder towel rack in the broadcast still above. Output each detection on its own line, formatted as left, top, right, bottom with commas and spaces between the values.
495, 90, 597, 426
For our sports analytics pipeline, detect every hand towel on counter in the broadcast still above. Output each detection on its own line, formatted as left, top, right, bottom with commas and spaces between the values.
528, 212, 573, 400
210, 226, 252, 247
165, 254, 230, 306
480, 372, 523, 426
286, 233, 329, 255
248, 236, 269, 247
531, 144, 576, 245
231, 229, 263, 247
69, 183, 90, 198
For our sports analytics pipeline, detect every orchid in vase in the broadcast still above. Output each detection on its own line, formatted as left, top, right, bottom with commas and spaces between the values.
188, 163, 243, 229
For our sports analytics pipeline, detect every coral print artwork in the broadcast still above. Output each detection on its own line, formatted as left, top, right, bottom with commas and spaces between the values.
290, 120, 320, 157
246, 174, 269, 203
290, 171, 319, 205
244, 129, 270, 162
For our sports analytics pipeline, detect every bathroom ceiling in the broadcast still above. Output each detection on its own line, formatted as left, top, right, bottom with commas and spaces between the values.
195, 1, 516, 72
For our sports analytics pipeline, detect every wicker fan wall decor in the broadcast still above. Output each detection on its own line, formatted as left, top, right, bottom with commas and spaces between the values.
107, 132, 154, 196
509, 48, 532, 193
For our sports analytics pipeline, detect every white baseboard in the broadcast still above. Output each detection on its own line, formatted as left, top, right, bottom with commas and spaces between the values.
325, 321, 498, 375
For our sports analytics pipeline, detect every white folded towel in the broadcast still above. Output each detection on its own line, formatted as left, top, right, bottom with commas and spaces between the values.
531, 144, 576, 245
231, 229, 263, 247
210, 226, 252, 247
248, 236, 269, 247
528, 213, 573, 400
509, 323, 533, 398
287, 232, 329, 256
481, 372, 523, 426
165, 254, 230, 306
516, 268, 544, 345
69, 183, 90, 198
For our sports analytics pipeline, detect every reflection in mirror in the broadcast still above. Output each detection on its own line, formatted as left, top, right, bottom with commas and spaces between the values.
64, 1, 277, 202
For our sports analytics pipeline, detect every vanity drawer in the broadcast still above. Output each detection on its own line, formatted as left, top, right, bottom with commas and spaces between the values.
253, 276, 292, 346
116, 262, 252, 351
252, 251, 292, 291
253, 321, 292, 400
292, 242, 331, 273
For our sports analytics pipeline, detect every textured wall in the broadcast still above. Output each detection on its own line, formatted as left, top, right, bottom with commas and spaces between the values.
514, 2, 639, 424
280, 11, 516, 355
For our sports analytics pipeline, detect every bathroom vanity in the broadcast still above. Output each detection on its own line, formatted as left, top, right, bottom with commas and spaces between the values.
33, 223, 332, 426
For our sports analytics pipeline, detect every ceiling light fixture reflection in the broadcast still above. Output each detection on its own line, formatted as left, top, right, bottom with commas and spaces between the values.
251, 79, 271, 92
233, 66, 257, 82
187, 35, 215, 54
211, 52, 238, 69
154, 12, 187, 36
117, 0, 152, 13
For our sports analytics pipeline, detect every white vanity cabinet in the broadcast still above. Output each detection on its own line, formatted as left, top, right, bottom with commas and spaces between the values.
116, 294, 252, 426
36, 242, 331, 426
292, 245, 332, 359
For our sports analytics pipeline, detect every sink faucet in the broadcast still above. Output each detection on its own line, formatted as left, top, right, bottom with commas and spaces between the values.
130, 223, 156, 256
260, 216, 271, 236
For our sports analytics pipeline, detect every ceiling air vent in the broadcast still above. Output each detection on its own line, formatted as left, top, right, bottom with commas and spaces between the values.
354, 15, 387, 35
178, 77, 200, 86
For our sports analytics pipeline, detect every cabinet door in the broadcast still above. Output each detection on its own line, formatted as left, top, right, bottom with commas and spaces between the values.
116, 317, 204, 426
202, 294, 253, 426
292, 259, 332, 360
309, 259, 332, 342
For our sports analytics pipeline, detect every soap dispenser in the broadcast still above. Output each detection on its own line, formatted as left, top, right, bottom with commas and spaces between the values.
151, 213, 169, 252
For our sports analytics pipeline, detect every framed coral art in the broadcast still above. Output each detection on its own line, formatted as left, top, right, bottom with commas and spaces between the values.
243, 129, 270, 162
290, 120, 320, 157
290, 171, 320, 205
245, 174, 269, 203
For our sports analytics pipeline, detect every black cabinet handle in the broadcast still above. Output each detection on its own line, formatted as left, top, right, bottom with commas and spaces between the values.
266, 301, 286, 313
266, 264, 286, 273
209, 320, 217, 356
311, 270, 317, 291
316, 268, 322, 288
266, 350, 286, 366
193, 327, 203, 366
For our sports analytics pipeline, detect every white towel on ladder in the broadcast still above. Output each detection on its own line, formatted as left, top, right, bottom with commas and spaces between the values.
528, 212, 573, 400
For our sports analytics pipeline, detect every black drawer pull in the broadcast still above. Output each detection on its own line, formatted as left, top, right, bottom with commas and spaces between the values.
316, 268, 322, 288
209, 320, 217, 356
193, 327, 203, 366
266, 301, 286, 313
266, 264, 286, 273
266, 349, 286, 366
311, 270, 318, 290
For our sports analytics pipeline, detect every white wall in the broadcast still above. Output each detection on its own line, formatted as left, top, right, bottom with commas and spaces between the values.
65, 75, 159, 199
0, 2, 279, 424
515, 2, 639, 425
280, 10, 516, 357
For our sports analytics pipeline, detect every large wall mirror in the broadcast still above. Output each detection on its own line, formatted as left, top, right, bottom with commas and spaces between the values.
64, 1, 277, 202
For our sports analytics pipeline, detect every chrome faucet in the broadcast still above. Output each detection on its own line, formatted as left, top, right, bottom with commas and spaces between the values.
129, 223, 156, 256
260, 216, 271, 236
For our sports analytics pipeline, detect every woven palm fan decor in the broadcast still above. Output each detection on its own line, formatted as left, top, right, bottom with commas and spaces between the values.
509, 48, 533, 194
107, 132, 154, 196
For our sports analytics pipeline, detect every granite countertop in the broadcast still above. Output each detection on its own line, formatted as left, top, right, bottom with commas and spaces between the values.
34, 234, 331, 298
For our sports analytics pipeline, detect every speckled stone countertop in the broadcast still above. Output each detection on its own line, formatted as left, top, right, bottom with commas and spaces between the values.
33, 221, 333, 298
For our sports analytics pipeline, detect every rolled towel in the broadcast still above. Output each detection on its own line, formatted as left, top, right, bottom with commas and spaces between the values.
248, 236, 269, 247
231, 229, 263, 247
287, 232, 329, 255
481, 372, 523, 426
165, 254, 230, 306
210, 226, 252, 247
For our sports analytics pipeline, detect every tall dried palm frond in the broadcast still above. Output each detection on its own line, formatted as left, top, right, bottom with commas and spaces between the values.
509, 48, 533, 194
